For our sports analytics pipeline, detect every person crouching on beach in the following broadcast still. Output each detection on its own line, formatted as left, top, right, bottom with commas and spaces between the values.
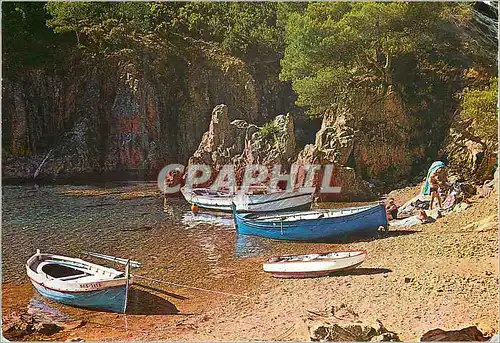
385, 198, 398, 220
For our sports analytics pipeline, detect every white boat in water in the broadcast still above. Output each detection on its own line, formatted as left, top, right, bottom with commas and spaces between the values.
233, 191, 314, 213
181, 187, 234, 212
263, 250, 366, 278
181, 187, 313, 213
26, 250, 140, 313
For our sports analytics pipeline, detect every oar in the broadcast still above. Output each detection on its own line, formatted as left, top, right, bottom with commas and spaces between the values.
84, 251, 142, 268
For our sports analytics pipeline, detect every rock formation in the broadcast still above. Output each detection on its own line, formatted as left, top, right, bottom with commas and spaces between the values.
442, 118, 497, 183
2, 309, 85, 341
308, 304, 400, 342
3, 42, 495, 189
290, 88, 414, 200
187, 104, 298, 186
420, 326, 489, 341
186, 93, 419, 200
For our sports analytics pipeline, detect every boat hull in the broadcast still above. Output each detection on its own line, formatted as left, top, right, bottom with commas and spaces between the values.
263, 251, 366, 278
268, 261, 364, 278
182, 188, 313, 213
234, 204, 388, 242
233, 192, 313, 213
30, 279, 127, 313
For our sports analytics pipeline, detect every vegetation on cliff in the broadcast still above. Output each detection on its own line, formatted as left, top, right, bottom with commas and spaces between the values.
281, 3, 473, 114
460, 78, 498, 144
277, 2, 497, 181
1, 2, 497, 183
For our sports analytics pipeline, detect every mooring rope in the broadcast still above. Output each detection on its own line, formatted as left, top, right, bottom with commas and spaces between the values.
133, 274, 250, 299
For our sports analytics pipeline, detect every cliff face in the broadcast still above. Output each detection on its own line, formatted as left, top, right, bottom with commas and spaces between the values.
186, 81, 496, 200
305, 87, 414, 182
442, 118, 497, 183
3, 40, 494, 190
2, 40, 265, 180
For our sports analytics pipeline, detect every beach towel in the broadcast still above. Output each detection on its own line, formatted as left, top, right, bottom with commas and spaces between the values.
388, 215, 434, 227
421, 161, 445, 196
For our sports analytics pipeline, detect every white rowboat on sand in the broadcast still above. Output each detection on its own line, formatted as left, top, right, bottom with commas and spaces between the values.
263, 250, 366, 278
26, 250, 140, 313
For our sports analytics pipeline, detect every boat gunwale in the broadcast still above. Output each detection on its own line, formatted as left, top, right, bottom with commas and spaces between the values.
28, 275, 128, 294
27, 253, 122, 275
264, 250, 367, 264
240, 203, 381, 221
181, 187, 233, 199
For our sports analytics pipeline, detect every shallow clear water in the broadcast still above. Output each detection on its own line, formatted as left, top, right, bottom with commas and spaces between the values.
1, 182, 339, 288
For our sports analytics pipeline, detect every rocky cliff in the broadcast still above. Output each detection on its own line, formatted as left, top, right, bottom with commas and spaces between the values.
3, 39, 495, 192
2, 38, 277, 181
442, 118, 497, 183
186, 87, 421, 201
186, 77, 497, 201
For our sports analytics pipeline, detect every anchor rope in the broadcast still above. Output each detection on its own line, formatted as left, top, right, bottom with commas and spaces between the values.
132, 274, 250, 299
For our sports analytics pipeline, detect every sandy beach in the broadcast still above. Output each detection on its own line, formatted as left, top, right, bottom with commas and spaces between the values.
158, 187, 498, 342
3, 184, 497, 341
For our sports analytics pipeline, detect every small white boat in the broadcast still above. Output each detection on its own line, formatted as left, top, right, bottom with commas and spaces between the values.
263, 250, 366, 278
181, 187, 313, 213
26, 250, 140, 313
233, 191, 314, 213
181, 187, 234, 212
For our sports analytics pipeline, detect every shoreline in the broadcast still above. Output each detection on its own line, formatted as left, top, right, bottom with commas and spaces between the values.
2, 185, 498, 341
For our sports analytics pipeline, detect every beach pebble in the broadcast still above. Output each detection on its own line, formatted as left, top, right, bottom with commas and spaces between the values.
404, 277, 413, 283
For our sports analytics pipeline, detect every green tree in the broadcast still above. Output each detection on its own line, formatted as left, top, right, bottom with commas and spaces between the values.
45, 2, 153, 51
152, 2, 283, 59
460, 78, 498, 143
2, 2, 57, 71
279, 2, 477, 116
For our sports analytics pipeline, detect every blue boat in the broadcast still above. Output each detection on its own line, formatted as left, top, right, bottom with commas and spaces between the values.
233, 203, 388, 242
30, 282, 128, 313
27, 250, 140, 313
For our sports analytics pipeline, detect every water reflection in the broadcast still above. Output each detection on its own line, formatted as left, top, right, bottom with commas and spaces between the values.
2, 183, 346, 294
181, 211, 234, 228
234, 234, 275, 258
28, 297, 74, 322
180, 210, 276, 260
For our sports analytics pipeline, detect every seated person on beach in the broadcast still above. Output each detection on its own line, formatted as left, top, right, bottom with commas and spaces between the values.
385, 198, 398, 220
417, 209, 435, 223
